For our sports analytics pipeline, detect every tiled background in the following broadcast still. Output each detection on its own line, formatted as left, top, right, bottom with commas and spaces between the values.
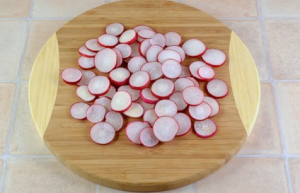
0, 0, 299, 192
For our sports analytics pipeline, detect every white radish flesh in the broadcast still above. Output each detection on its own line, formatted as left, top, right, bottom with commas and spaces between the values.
90, 122, 115, 145
103, 86, 116, 99
137, 36, 145, 43
97, 34, 118, 48
115, 44, 132, 59
130, 42, 141, 57
126, 121, 151, 144
153, 117, 179, 142
182, 86, 204, 106
157, 50, 181, 64
111, 91, 132, 112
189, 61, 209, 80
138, 98, 155, 111
150, 33, 166, 47
151, 78, 174, 99
118, 85, 140, 101
169, 92, 187, 111
95, 48, 117, 73
206, 79, 228, 99
88, 76, 110, 96
174, 78, 194, 92
146, 45, 163, 62
143, 109, 158, 126
194, 119, 217, 138
164, 32, 181, 46
109, 67, 130, 86
70, 102, 89, 120
179, 66, 191, 78
113, 48, 123, 67
155, 99, 178, 117
139, 39, 151, 56
186, 77, 200, 88
128, 56, 147, 73
174, 113, 191, 136
85, 39, 104, 52
123, 102, 144, 118
138, 29, 156, 39
162, 59, 182, 79
140, 88, 159, 104
202, 49, 226, 67
140, 128, 159, 147
76, 85, 96, 102
62, 68, 82, 84
204, 96, 220, 117
182, 39, 206, 57
105, 111, 124, 132
197, 66, 215, 81
106, 23, 124, 36
78, 56, 95, 70
77, 70, 96, 86
119, 29, 137, 44
86, 104, 106, 123
78, 46, 96, 58
140, 62, 162, 81
94, 96, 111, 111
129, 71, 150, 90
165, 46, 185, 61
189, 102, 212, 121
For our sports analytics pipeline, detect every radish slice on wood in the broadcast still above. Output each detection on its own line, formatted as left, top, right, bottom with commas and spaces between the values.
137, 36, 145, 43
189, 102, 212, 121
76, 85, 95, 102
186, 77, 200, 88
206, 79, 228, 99
78, 56, 95, 70
189, 61, 209, 80
103, 86, 116, 99
109, 67, 130, 86
150, 33, 166, 47
113, 48, 123, 67
94, 96, 111, 111
165, 46, 185, 61
182, 39, 206, 57
164, 32, 181, 46
95, 48, 117, 73
119, 29, 137, 44
140, 88, 159, 104
90, 122, 115, 145
105, 111, 124, 132
129, 71, 150, 90
62, 68, 82, 84
133, 25, 154, 32
139, 39, 151, 56
124, 102, 144, 118
70, 102, 89, 120
138, 29, 156, 39
87, 104, 106, 123
194, 119, 217, 138
77, 70, 96, 86
143, 109, 158, 126
97, 34, 118, 48
174, 113, 191, 136
182, 86, 204, 106
128, 56, 147, 73
88, 76, 110, 96
162, 59, 182, 79
118, 85, 140, 102
202, 49, 226, 67
130, 42, 141, 57
115, 44, 132, 59
197, 66, 215, 81
204, 96, 220, 117
179, 66, 191, 78
138, 98, 155, 111
79, 46, 96, 58
111, 91, 132, 112
151, 78, 175, 99
126, 121, 151, 144
140, 62, 163, 80
106, 23, 124, 36
157, 50, 181, 64
140, 127, 159, 147
169, 92, 187, 111
85, 39, 104, 52
174, 78, 194, 92
155, 99, 178, 117
153, 116, 179, 142
146, 45, 163, 62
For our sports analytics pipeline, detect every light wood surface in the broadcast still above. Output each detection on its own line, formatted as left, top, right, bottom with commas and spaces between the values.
28, 0, 260, 191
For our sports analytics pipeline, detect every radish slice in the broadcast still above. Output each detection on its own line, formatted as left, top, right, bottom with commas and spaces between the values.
157, 50, 181, 64
78, 46, 96, 58
182, 86, 204, 106
197, 66, 215, 81
143, 109, 158, 126
90, 122, 115, 145
179, 66, 191, 78
165, 46, 185, 61
106, 23, 124, 36
105, 111, 124, 132
151, 78, 174, 99
150, 33, 166, 47
118, 85, 140, 102
206, 79, 228, 99
87, 104, 106, 123
174, 78, 194, 92
128, 56, 147, 73
140, 127, 159, 147
88, 76, 110, 96
186, 77, 200, 88
126, 121, 151, 144
129, 71, 150, 90
97, 34, 118, 48
164, 32, 181, 46
140, 88, 159, 104
77, 70, 96, 86
137, 36, 145, 43
194, 119, 217, 138
204, 96, 220, 117
70, 102, 89, 120
162, 59, 182, 79
139, 39, 151, 56
94, 96, 111, 111
133, 25, 154, 32
146, 45, 163, 62
189, 61, 209, 80
138, 98, 155, 111
174, 113, 191, 136
113, 48, 123, 67
130, 42, 141, 57
78, 56, 95, 70
85, 39, 104, 52
189, 102, 212, 121
111, 91, 132, 112
182, 39, 206, 57
155, 99, 178, 117
103, 86, 116, 99
76, 85, 96, 102
138, 29, 156, 39
140, 62, 163, 80
95, 48, 117, 73
202, 49, 226, 67
62, 68, 82, 84
123, 102, 144, 118
119, 29, 137, 44
153, 117, 179, 142
169, 92, 187, 111
109, 67, 130, 86
115, 44, 132, 59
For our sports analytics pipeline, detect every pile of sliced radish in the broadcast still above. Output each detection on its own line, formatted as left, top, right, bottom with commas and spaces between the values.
62, 23, 228, 146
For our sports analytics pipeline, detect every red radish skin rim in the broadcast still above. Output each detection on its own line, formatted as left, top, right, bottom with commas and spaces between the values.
189, 102, 212, 121
138, 29, 156, 39
153, 116, 179, 142
182, 86, 204, 106
206, 79, 229, 99
139, 39, 152, 56
86, 104, 106, 123
125, 121, 151, 145
108, 68, 130, 86
76, 85, 96, 102
70, 102, 89, 120
105, 111, 124, 132
139, 128, 159, 148
151, 79, 175, 99
105, 23, 124, 37
119, 29, 137, 45
202, 49, 226, 67
140, 88, 159, 104
123, 102, 144, 118
129, 71, 151, 90
78, 46, 96, 58
154, 99, 178, 117
161, 59, 182, 79
204, 96, 220, 117
194, 119, 217, 138
90, 122, 116, 145
87, 76, 111, 96
165, 46, 186, 61
197, 66, 215, 81
174, 113, 191, 137
97, 34, 118, 48
111, 91, 132, 112
157, 50, 182, 64
85, 39, 104, 52
78, 56, 95, 70
113, 48, 123, 67
61, 68, 82, 85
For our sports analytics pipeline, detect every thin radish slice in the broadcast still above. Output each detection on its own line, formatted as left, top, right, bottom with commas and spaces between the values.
162, 59, 182, 79
150, 33, 166, 47
118, 85, 140, 102
194, 119, 217, 138
123, 102, 144, 118
140, 88, 159, 104
206, 79, 228, 99
106, 23, 124, 36
88, 76, 110, 96
111, 91, 132, 112
153, 117, 179, 142
164, 32, 181, 46
115, 44, 132, 59
182, 86, 204, 106
157, 50, 181, 64
155, 99, 178, 117
151, 78, 174, 99
140, 62, 163, 81
97, 34, 118, 48
189, 102, 212, 121
113, 48, 123, 67
143, 109, 158, 126
126, 121, 151, 144
133, 25, 154, 32
128, 56, 147, 73
79, 46, 96, 58
165, 46, 185, 61
174, 78, 194, 92
197, 66, 215, 81
138, 29, 156, 39
76, 85, 96, 102
202, 49, 226, 67
139, 39, 151, 56
182, 39, 206, 57
204, 96, 220, 117
90, 122, 115, 145
186, 77, 200, 88
189, 61, 209, 80
103, 86, 116, 99
95, 48, 117, 73
138, 98, 155, 111
70, 102, 89, 120
119, 29, 137, 44
169, 92, 187, 111
140, 128, 159, 147
78, 56, 95, 70
129, 71, 150, 90
86, 104, 106, 123
105, 111, 124, 132
77, 70, 96, 86
109, 67, 130, 86
62, 68, 82, 84
130, 42, 141, 57
94, 96, 111, 111
137, 36, 145, 43
174, 113, 191, 136
85, 39, 104, 52
146, 45, 163, 62
179, 66, 191, 78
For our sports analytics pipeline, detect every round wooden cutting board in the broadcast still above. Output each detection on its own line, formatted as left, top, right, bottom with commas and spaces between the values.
28, 0, 260, 192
